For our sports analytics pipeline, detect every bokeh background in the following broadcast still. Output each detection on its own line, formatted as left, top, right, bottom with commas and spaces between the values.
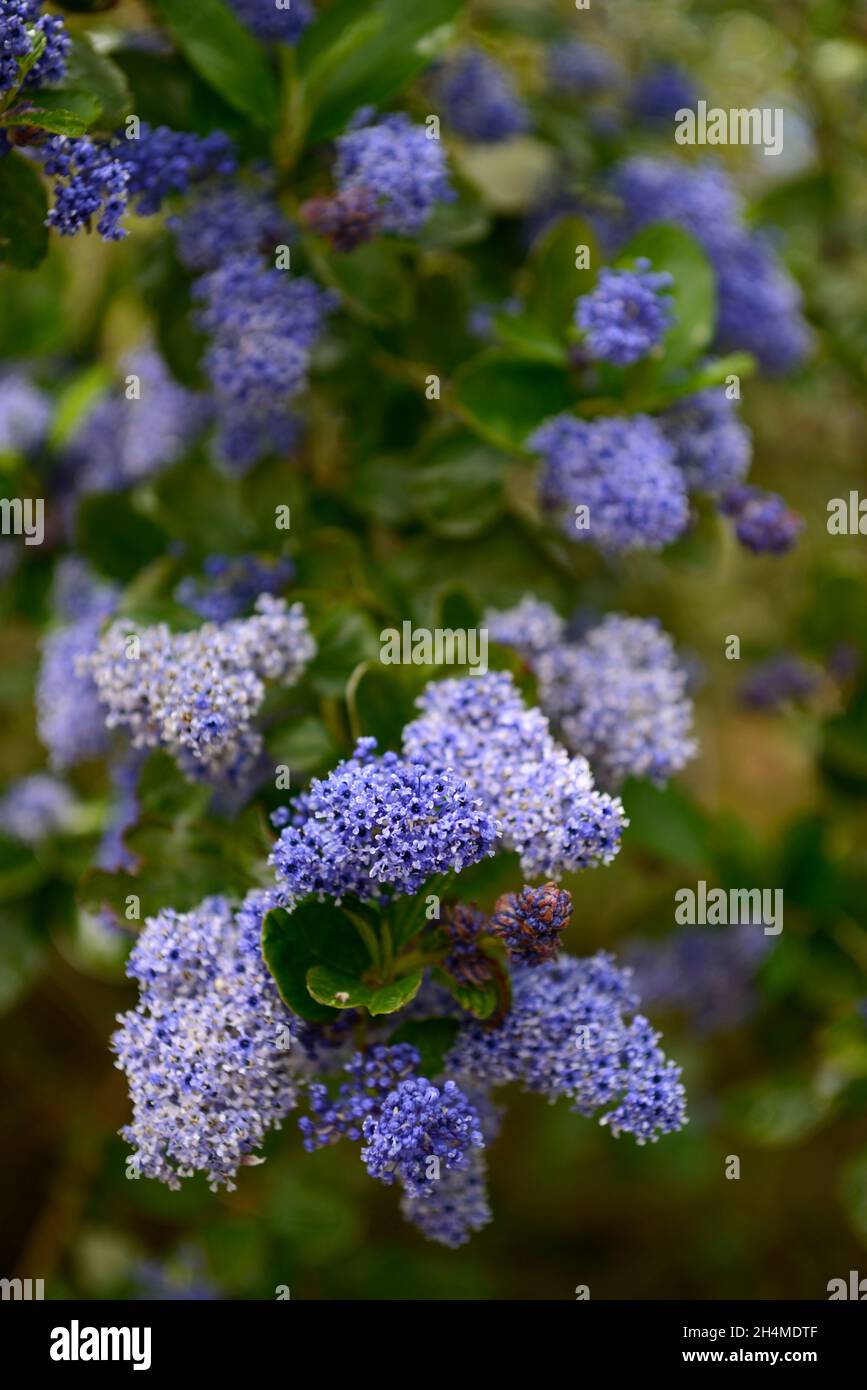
2, 0, 867, 1300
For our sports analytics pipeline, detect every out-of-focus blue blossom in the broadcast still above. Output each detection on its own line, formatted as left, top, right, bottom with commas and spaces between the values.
719, 484, 804, 554
97, 751, 145, 872
228, 0, 313, 43
739, 654, 822, 711
170, 182, 291, 273
333, 110, 454, 235
575, 259, 673, 366
175, 554, 295, 622
270, 737, 497, 904
0, 370, 50, 455
447, 952, 688, 1143
624, 925, 772, 1035
402, 671, 625, 880
659, 388, 752, 496
36, 559, 119, 771
0, 773, 75, 843
630, 64, 698, 123
433, 48, 531, 143
548, 41, 623, 96
531, 412, 690, 554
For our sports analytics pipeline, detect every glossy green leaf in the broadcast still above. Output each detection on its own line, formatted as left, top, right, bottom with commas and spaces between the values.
0, 154, 48, 270
306, 963, 424, 1015
151, 0, 278, 129
453, 354, 575, 451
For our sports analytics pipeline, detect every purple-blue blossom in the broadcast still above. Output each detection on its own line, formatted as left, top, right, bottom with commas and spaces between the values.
170, 182, 291, 273
402, 671, 626, 879
115, 124, 236, 216
175, 554, 295, 623
299, 1045, 421, 1151
624, 925, 772, 1035
113, 890, 302, 1189
334, 110, 454, 235
0, 773, 75, 843
37, 136, 130, 241
0, 369, 50, 454
447, 951, 688, 1143
270, 738, 497, 904
630, 64, 697, 123
719, 484, 804, 554
361, 1075, 484, 1198
547, 41, 623, 96
659, 388, 752, 496
531, 412, 690, 553
36, 560, 119, 771
739, 654, 822, 711
227, 0, 313, 43
0, 0, 69, 96
433, 48, 531, 143
575, 259, 673, 366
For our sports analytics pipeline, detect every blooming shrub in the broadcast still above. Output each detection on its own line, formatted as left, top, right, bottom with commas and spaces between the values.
1, 0, 862, 1298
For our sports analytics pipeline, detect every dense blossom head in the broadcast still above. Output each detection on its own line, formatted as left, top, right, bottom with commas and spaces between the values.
64, 347, 209, 498
271, 738, 497, 904
575, 260, 673, 366
659, 388, 751, 496
719, 484, 804, 554
299, 1045, 421, 1151
531, 412, 690, 553
0, 370, 50, 454
175, 554, 295, 623
37, 136, 130, 241
625, 925, 772, 1035
37, 560, 119, 771
547, 41, 623, 96
170, 181, 291, 273
399, 1083, 500, 1247
433, 48, 530, 143
490, 883, 572, 966
361, 1075, 484, 1198
0, 773, 75, 843
227, 0, 313, 43
516, 609, 697, 787
113, 890, 302, 1189
485, 594, 565, 662
334, 110, 454, 234
610, 158, 811, 372
447, 951, 688, 1143
116, 124, 236, 217
630, 64, 697, 122
87, 595, 315, 783
194, 255, 335, 472
0, 0, 69, 96
402, 671, 625, 879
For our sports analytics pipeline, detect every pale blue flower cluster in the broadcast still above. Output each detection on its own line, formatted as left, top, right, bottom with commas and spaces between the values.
575, 259, 673, 366
433, 48, 531, 143
334, 110, 455, 234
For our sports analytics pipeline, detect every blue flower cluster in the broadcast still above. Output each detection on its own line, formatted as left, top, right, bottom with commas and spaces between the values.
531, 412, 690, 554
489, 601, 696, 788
659, 388, 752, 497
0, 369, 49, 454
333, 110, 455, 235
63, 347, 210, 499
36, 559, 119, 771
112, 891, 302, 1189
575, 259, 673, 366
300, 1045, 420, 1150
630, 64, 697, 123
87, 595, 315, 784
175, 554, 295, 623
270, 737, 497, 904
0, 773, 74, 843
402, 671, 626, 879
611, 158, 811, 373
447, 952, 688, 1143
0, 0, 68, 96
624, 925, 772, 1035
171, 182, 290, 272
719, 484, 804, 555
433, 48, 530, 143
116, 124, 236, 217
193, 255, 335, 472
228, 0, 313, 43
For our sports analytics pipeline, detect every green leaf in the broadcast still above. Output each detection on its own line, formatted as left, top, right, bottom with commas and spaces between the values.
307, 963, 424, 1015
1, 91, 101, 137
387, 1017, 460, 1076
64, 37, 133, 128
298, 0, 460, 144
432, 965, 499, 1020
261, 900, 370, 1022
616, 221, 716, 373
313, 238, 414, 325
346, 661, 416, 751
151, 0, 279, 130
0, 834, 46, 901
0, 154, 48, 270
453, 354, 575, 451
521, 215, 599, 339
307, 605, 381, 697
75, 493, 168, 583
411, 435, 509, 539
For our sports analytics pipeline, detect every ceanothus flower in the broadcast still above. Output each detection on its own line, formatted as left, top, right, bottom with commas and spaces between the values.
0, 369, 50, 454
490, 883, 572, 966
630, 64, 697, 123
333, 109, 454, 235
115, 123, 236, 216
575, 259, 673, 366
193, 255, 335, 472
299, 1045, 420, 1151
624, 925, 772, 1035
361, 1075, 484, 1198
531, 412, 690, 553
37, 136, 130, 241
64, 347, 210, 498
433, 48, 531, 143
719, 484, 804, 554
0, 773, 75, 843
113, 890, 302, 1190
659, 388, 751, 496
270, 738, 497, 904
175, 554, 295, 623
739, 653, 822, 711
610, 158, 811, 373
97, 751, 144, 873
447, 952, 688, 1143
170, 182, 291, 273
402, 671, 625, 879
0, 0, 69, 96
87, 595, 316, 783
399, 1083, 500, 1247
547, 42, 623, 96
227, 0, 313, 43
36, 559, 119, 771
